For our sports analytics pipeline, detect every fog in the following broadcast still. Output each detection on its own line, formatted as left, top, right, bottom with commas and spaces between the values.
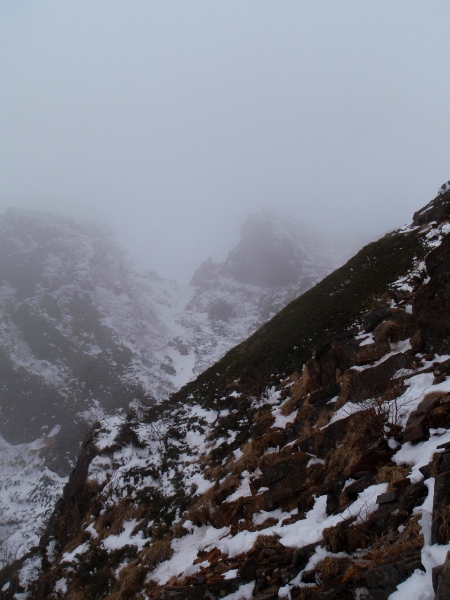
1, 2, 450, 282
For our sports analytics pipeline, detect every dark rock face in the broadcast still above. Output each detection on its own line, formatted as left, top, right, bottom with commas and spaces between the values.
353, 557, 424, 600
344, 351, 414, 405
432, 448, 450, 545
433, 551, 450, 599
314, 330, 391, 387
414, 233, 450, 355
250, 453, 310, 506
412, 190, 450, 226
425, 233, 450, 277
208, 299, 235, 321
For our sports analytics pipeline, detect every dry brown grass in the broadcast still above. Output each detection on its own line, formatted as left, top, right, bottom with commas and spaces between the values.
364, 515, 423, 565
315, 408, 333, 429
280, 373, 314, 417
108, 539, 174, 599
141, 538, 174, 570
186, 486, 217, 526
107, 565, 147, 600
204, 463, 227, 482
335, 370, 357, 408
375, 465, 409, 488
324, 431, 363, 483
322, 525, 345, 553
251, 533, 281, 551
96, 499, 141, 539
436, 504, 450, 544
316, 556, 351, 583
253, 430, 286, 454
291, 588, 320, 599
373, 320, 400, 343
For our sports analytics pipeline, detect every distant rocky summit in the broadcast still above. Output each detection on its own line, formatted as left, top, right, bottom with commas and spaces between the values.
182, 212, 339, 375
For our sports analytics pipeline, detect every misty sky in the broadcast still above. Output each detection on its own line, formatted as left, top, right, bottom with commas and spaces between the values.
1, 2, 450, 282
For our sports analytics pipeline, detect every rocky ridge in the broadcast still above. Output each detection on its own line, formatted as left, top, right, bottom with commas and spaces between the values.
5, 190, 450, 598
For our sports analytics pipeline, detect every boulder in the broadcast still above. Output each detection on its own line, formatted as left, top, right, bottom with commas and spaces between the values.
353, 556, 424, 600
250, 453, 310, 506
433, 550, 450, 600
402, 392, 450, 444
362, 307, 395, 333
309, 384, 341, 416
353, 342, 391, 366
344, 352, 414, 405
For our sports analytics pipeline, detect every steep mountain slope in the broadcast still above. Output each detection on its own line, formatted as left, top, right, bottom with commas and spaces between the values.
9, 188, 450, 599
0, 209, 338, 572
177, 213, 339, 377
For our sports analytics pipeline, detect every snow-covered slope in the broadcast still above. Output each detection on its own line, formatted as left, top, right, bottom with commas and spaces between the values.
0, 432, 66, 567
0, 210, 185, 476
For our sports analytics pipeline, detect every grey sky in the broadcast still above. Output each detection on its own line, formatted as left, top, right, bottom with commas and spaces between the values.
1, 1, 450, 281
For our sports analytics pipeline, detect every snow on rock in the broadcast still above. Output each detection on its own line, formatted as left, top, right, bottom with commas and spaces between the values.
0, 433, 66, 568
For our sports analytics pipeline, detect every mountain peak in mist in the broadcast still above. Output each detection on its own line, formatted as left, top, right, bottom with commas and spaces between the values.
191, 211, 333, 289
